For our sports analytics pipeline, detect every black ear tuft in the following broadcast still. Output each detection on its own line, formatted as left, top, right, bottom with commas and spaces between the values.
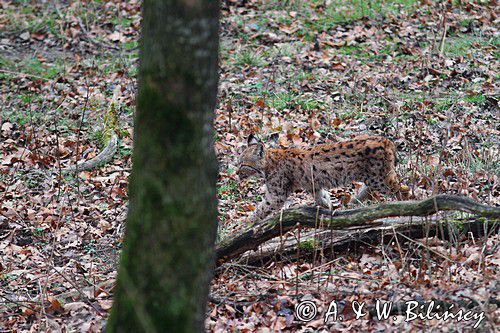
257, 143, 264, 157
267, 133, 279, 148
269, 132, 279, 142
247, 134, 260, 145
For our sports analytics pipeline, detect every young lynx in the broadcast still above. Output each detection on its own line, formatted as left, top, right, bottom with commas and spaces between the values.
237, 134, 405, 223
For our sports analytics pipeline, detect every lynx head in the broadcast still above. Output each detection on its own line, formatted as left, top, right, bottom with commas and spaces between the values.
237, 134, 266, 179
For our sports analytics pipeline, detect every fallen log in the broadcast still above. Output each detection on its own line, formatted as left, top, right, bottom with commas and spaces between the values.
216, 195, 500, 265
238, 217, 498, 265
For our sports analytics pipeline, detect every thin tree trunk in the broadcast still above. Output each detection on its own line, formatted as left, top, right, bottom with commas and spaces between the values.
106, 0, 219, 332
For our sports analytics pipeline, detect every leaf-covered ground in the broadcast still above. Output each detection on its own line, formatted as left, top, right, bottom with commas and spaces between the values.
0, 0, 498, 331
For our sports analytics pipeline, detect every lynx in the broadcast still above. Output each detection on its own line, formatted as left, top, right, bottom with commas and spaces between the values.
237, 134, 405, 223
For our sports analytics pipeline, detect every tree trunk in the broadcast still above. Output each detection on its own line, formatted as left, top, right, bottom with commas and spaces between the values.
106, 0, 219, 332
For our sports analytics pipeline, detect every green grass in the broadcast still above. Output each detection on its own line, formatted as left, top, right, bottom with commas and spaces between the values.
294, 70, 315, 83
433, 98, 455, 113
0, 55, 65, 80
0, 59, 13, 81
464, 93, 486, 104
1, 94, 41, 126
1, 4, 63, 39
80, 52, 138, 77
1, 1, 136, 47
22, 58, 65, 79
297, 97, 326, 110
266, 91, 326, 111
442, 35, 495, 57
122, 40, 139, 50
91, 128, 108, 149
111, 16, 134, 28
457, 148, 500, 176
118, 144, 132, 158
334, 42, 415, 62
232, 50, 266, 67
266, 0, 418, 22
327, 0, 418, 22
268, 92, 293, 110
458, 18, 474, 28
218, 179, 239, 201
336, 45, 371, 58
257, 0, 419, 45
265, 42, 300, 58
339, 107, 366, 121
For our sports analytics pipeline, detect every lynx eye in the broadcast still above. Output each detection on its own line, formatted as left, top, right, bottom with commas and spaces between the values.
239, 165, 254, 173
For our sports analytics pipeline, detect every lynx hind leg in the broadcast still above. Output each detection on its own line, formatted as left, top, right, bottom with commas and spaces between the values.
315, 188, 332, 210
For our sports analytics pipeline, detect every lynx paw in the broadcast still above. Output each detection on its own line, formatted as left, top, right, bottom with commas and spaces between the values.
315, 189, 332, 210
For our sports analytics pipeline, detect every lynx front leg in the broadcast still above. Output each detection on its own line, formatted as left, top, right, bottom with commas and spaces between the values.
350, 184, 372, 205
247, 189, 286, 225
315, 188, 332, 210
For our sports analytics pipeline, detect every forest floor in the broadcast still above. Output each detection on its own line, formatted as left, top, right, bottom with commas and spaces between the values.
0, 0, 498, 331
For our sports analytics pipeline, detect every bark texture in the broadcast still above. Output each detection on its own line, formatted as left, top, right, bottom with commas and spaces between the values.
106, 1, 219, 332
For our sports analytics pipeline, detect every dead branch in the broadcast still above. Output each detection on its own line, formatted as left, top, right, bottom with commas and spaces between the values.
63, 86, 121, 173
62, 132, 118, 173
239, 217, 497, 265
216, 195, 499, 265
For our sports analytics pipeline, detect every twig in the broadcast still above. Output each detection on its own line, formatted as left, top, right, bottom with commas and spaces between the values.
438, 2, 447, 56
438, 23, 448, 57
50, 267, 106, 317
76, 17, 120, 51
0, 294, 50, 318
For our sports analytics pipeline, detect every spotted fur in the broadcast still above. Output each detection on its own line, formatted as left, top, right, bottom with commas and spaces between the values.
237, 134, 405, 223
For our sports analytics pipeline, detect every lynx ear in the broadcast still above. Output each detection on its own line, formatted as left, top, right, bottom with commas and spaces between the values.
268, 132, 279, 147
247, 134, 260, 145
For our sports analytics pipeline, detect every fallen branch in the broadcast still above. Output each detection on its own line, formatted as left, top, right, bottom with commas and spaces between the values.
216, 195, 499, 265
63, 86, 121, 173
239, 217, 497, 265
62, 132, 118, 173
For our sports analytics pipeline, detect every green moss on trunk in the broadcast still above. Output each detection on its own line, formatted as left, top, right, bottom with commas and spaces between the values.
106, 0, 219, 332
